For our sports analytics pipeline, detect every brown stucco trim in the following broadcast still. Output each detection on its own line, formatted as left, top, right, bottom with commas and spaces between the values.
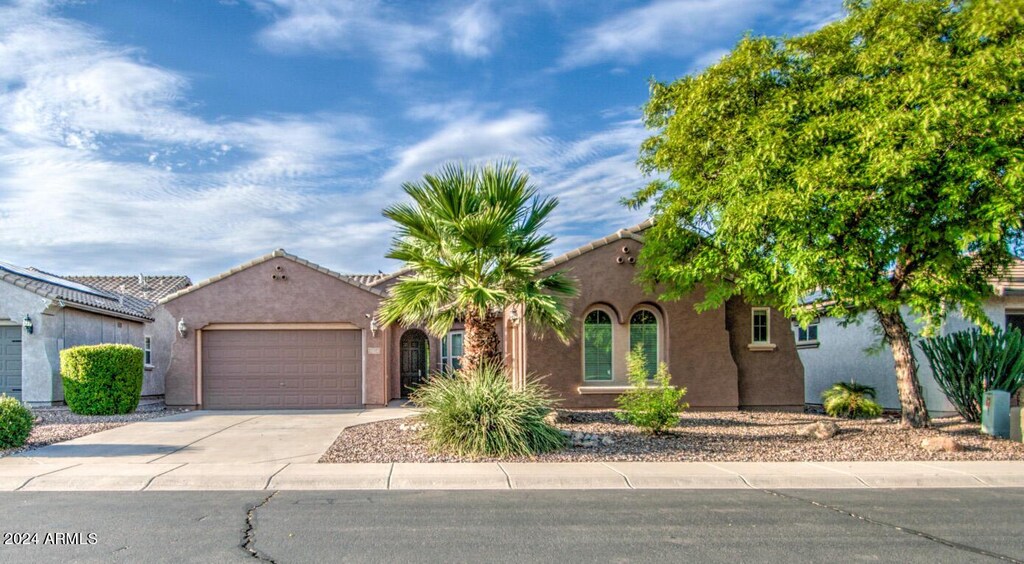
158, 249, 387, 304
537, 218, 654, 273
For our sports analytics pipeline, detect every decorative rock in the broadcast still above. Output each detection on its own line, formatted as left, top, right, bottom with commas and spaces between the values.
921, 436, 963, 453
399, 422, 428, 432
544, 411, 560, 425
797, 421, 840, 440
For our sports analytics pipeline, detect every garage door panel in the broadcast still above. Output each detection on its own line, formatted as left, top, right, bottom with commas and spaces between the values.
202, 329, 361, 409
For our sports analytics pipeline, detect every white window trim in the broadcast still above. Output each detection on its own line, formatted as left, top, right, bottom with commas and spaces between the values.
582, 306, 615, 382
628, 306, 663, 378
143, 335, 153, 368
441, 330, 464, 370
749, 307, 777, 351
794, 318, 820, 349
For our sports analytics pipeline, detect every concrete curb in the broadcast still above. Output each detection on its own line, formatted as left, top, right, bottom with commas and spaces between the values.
1, 461, 1022, 491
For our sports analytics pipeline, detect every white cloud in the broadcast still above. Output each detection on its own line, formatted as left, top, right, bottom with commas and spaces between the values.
0, 1, 389, 278
559, 0, 770, 69
450, 1, 500, 58
382, 110, 651, 254
249, 0, 501, 70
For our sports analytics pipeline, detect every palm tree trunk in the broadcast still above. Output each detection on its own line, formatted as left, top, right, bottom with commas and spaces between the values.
876, 309, 931, 428
461, 309, 502, 373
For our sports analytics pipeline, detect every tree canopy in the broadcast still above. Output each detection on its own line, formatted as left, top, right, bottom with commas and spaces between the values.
628, 0, 1024, 426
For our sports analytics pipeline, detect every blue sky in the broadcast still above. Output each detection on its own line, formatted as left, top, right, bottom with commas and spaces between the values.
0, 0, 843, 280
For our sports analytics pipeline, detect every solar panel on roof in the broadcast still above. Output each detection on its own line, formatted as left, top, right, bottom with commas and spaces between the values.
0, 261, 118, 300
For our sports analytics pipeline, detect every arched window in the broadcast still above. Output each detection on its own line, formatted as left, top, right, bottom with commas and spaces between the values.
583, 310, 613, 381
629, 309, 659, 378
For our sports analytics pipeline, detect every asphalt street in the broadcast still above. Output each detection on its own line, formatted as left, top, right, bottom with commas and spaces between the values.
0, 488, 1021, 563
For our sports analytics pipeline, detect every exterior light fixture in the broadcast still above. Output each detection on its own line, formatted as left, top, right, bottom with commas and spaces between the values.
22, 315, 33, 335
369, 317, 379, 337
508, 308, 521, 327
177, 318, 188, 338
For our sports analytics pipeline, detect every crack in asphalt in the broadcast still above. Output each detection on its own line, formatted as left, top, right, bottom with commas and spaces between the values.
243, 491, 279, 563
762, 489, 1023, 563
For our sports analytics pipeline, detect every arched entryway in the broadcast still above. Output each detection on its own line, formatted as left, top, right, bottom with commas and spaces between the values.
400, 329, 429, 397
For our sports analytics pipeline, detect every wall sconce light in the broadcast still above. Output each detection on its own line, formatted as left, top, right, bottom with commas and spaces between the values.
177, 318, 188, 338
22, 315, 33, 335
508, 308, 521, 327
369, 317, 379, 338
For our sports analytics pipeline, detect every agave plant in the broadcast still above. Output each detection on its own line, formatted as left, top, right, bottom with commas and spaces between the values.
822, 380, 883, 419
919, 327, 1024, 422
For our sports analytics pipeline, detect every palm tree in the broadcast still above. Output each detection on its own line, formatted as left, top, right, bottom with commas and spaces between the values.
379, 161, 578, 373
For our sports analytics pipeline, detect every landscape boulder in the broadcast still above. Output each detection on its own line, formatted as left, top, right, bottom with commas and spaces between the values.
797, 421, 840, 440
921, 436, 963, 453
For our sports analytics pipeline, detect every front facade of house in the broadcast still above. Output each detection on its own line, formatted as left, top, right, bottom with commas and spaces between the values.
154, 224, 805, 411
0, 263, 189, 406
798, 259, 1024, 416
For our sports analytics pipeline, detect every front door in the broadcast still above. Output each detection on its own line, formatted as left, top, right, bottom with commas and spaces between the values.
0, 325, 22, 400
400, 330, 428, 396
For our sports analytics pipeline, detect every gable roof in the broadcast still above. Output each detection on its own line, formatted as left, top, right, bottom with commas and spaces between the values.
0, 262, 154, 321
158, 249, 388, 304
538, 219, 653, 272
64, 275, 191, 303
993, 257, 1024, 296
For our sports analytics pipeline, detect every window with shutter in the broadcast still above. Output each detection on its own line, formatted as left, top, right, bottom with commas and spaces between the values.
629, 310, 658, 378
583, 310, 613, 381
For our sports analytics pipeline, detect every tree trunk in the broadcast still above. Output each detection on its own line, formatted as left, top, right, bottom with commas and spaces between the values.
875, 310, 931, 428
461, 309, 502, 374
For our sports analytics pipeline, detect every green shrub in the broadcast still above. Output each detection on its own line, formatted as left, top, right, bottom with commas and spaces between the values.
615, 344, 689, 434
821, 381, 884, 418
919, 327, 1024, 422
60, 344, 144, 415
0, 395, 33, 449
410, 362, 565, 458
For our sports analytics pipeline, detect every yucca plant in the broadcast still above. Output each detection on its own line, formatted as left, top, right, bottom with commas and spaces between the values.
822, 381, 884, 419
409, 362, 566, 458
919, 328, 1024, 422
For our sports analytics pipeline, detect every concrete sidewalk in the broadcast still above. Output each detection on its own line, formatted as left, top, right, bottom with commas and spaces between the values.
0, 460, 1021, 491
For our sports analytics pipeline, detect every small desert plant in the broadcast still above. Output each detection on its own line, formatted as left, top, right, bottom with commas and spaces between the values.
919, 327, 1024, 422
821, 381, 883, 419
60, 344, 144, 415
615, 344, 688, 434
0, 395, 33, 449
410, 362, 566, 458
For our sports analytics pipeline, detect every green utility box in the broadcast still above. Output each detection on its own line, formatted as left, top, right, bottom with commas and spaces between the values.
981, 390, 1010, 439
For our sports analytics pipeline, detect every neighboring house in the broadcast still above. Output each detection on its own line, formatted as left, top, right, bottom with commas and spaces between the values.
798, 258, 1024, 416
154, 222, 805, 410
0, 262, 189, 406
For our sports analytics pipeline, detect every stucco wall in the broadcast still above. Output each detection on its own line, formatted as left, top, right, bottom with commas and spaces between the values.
525, 240, 741, 409
793, 299, 1024, 417
156, 256, 387, 407
0, 281, 147, 405
726, 298, 805, 408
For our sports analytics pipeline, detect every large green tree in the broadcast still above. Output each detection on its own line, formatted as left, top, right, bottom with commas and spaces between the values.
629, 0, 1023, 427
380, 161, 578, 373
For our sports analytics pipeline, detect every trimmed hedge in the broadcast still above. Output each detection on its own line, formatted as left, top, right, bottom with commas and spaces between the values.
0, 395, 33, 449
60, 344, 144, 415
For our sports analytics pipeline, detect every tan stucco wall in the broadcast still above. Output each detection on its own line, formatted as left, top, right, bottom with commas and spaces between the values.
155, 257, 386, 407
726, 298, 805, 408
525, 240, 741, 409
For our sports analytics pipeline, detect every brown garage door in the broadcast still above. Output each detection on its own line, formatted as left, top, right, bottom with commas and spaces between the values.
202, 329, 361, 409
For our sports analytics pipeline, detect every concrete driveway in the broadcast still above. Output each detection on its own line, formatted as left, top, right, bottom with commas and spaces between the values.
6, 408, 412, 465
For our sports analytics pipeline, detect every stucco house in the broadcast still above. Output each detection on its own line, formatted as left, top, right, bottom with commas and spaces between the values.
153, 222, 805, 410
797, 258, 1024, 416
0, 262, 190, 406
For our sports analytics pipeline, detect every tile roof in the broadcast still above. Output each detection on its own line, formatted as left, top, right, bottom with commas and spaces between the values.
993, 257, 1024, 296
159, 249, 389, 304
0, 262, 154, 321
343, 273, 392, 286
64, 275, 191, 303
538, 218, 654, 272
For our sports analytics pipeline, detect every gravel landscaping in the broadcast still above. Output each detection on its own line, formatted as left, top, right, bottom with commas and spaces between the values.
0, 404, 189, 458
319, 409, 1024, 463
